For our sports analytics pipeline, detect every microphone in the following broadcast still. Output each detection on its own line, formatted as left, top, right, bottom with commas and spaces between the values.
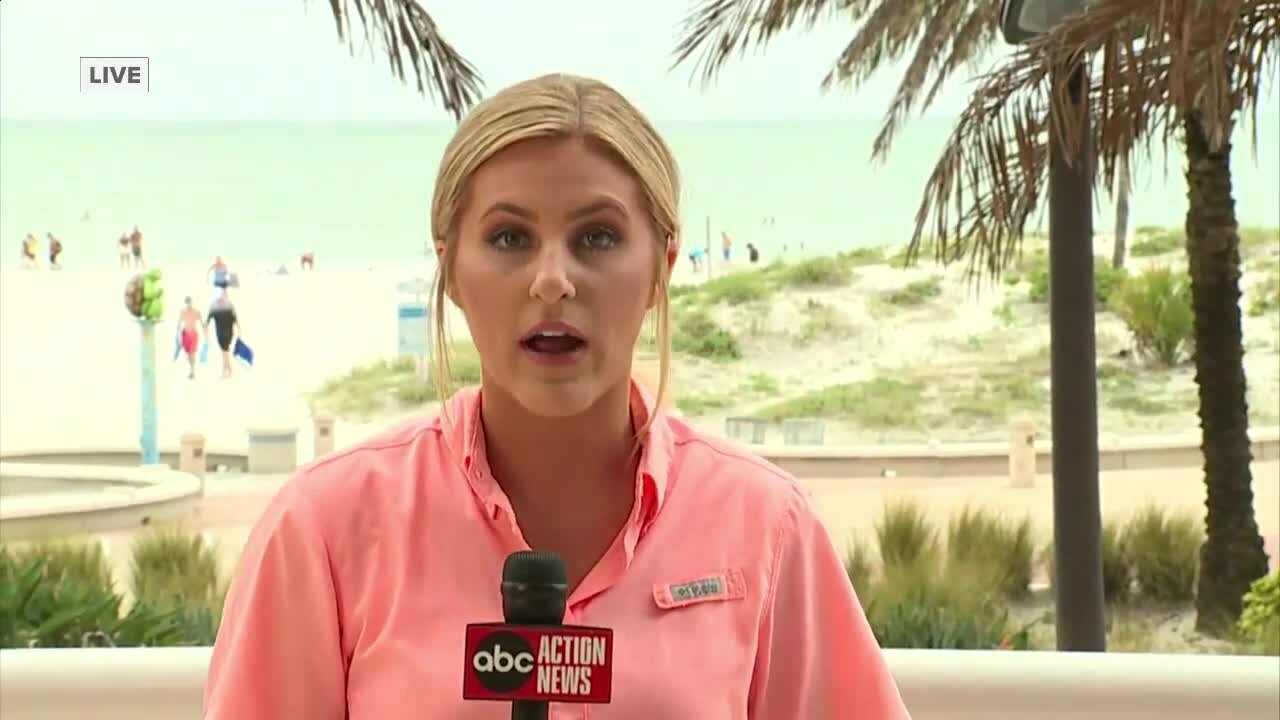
462, 551, 614, 719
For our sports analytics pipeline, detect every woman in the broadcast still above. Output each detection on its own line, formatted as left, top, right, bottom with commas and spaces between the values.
205, 74, 908, 719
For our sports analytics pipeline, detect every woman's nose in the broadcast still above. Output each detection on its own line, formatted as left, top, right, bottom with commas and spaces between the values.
529, 244, 577, 303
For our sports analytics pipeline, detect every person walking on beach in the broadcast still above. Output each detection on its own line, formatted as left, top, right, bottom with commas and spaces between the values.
117, 233, 132, 268
20, 233, 38, 269
299, 252, 315, 271
128, 226, 145, 268
208, 256, 231, 289
721, 231, 733, 262
205, 293, 240, 379
47, 233, 64, 269
178, 297, 203, 379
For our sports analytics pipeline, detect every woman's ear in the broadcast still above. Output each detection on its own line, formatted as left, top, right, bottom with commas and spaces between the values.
648, 236, 679, 310
434, 239, 461, 306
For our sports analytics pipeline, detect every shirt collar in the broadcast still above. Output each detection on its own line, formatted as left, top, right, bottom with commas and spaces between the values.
444, 379, 673, 526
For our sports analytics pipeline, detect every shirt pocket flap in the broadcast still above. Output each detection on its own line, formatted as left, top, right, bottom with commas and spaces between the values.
652, 569, 747, 610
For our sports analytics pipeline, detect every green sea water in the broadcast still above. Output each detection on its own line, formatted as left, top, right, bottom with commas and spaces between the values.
1, 116, 1276, 270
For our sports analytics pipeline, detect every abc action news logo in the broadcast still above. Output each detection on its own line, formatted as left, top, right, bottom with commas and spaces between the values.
463, 624, 613, 704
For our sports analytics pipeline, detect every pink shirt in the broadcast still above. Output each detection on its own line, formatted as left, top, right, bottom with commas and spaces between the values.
205, 383, 909, 719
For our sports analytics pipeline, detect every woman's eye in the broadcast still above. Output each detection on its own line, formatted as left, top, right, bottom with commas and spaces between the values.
489, 228, 528, 250
580, 228, 619, 250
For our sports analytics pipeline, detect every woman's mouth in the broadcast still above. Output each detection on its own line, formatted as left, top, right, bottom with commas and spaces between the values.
520, 322, 587, 364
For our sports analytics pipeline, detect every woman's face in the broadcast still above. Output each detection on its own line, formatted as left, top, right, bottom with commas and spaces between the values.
445, 136, 664, 418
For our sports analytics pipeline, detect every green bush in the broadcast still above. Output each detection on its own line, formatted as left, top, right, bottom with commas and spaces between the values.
1248, 272, 1279, 317
1237, 572, 1280, 655
880, 276, 943, 307
757, 378, 922, 428
1109, 268, 1194, 367
845, 538, 876, 594
8, 540, 115, 592
1044, 520, 1132, 603
1123, 506, 1200, 604
672, 309, 741, 361
1027, 257, 1127, 307
700, 271, 772, 305
773, 256, 852, 287
946, 506, 1035, 599
864, 554, 1030, 650
1130, 228, 1184, 257
875, 500, 938, 572
130, 527, 222, 610
0, 544, 218, 648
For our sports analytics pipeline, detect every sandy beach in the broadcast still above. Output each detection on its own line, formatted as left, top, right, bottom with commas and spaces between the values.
1, 229, 1277, 456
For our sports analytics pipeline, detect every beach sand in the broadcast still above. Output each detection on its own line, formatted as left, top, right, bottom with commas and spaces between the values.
1, 233, 1277, 454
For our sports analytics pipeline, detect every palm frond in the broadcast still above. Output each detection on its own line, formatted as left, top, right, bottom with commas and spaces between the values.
672, 0, 1001, 158
909, 0, 1280, 278
322, 0, 483, 121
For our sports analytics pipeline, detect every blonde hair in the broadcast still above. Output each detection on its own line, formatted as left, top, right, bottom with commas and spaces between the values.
429, 73, 681, 434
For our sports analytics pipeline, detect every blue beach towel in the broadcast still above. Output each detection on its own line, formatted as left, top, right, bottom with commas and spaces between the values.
233, 338, 254, 367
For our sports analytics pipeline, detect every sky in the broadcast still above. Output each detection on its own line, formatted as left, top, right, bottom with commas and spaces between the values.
0, 0, 1010, 124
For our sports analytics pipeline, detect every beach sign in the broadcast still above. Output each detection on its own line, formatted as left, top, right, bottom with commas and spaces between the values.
398, 302, 431, 359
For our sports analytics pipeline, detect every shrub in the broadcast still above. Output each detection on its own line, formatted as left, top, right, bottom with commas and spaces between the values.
130, 527, 222, 610
1027, 257, 1127, 307
946, 506, 1035, 599
875, 500, 938, 572
1130, 228, 1184, 257
0, 544, 218, 648
8, 540, 114, 592
758, 378, 922, 428
700, 271, 772, 305
845, 538, 876, 594
796, 299, 852, 342
1045, 520, 1132, 603
880, 276, 943, 307
1248, 272, 1279, 317
672, 309, 741, 361
1122, 505, 1200, 604
1237, 572, 1280, 655
773, 256, 853, 287
1109, 267, 1194, 367
865, 554, 1030, 650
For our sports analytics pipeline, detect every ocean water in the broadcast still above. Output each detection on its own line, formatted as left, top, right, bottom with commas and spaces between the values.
1, 115, 1277, 271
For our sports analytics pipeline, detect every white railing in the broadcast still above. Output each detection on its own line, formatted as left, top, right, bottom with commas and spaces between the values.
0, 647, 1276, 719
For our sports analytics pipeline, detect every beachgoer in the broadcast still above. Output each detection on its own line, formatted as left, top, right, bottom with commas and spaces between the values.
208, 256, 230, 289
204, 73, 908, 720
747, 242, 760, 264
205, 294, 240, 379
20, 234, 38, 269
299, 252, 315, 271
129, 226, 144, 268
178, 297, 203, 379
721, 230, 733, 262
47, 233, 63, 269
688, 244, 705, 272
117, 233, 131, 268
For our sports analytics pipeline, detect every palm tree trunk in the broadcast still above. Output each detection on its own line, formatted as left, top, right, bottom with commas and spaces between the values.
1183, 112, 1270, 636
1112, 153, 1131, 269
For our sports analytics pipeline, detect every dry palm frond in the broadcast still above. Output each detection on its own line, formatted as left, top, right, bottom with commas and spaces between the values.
672, 0, 1003, 159
321, 0, 483, 121
910, 0, 1280, 279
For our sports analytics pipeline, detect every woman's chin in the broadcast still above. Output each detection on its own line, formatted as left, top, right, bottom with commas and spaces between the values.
510, 379, 608, 419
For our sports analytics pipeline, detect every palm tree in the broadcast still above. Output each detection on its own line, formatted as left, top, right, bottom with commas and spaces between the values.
320, 0, 483, 120
673, 0, 1005, 162
1112, 154, 1130, 268
902, 0, 1277, 634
